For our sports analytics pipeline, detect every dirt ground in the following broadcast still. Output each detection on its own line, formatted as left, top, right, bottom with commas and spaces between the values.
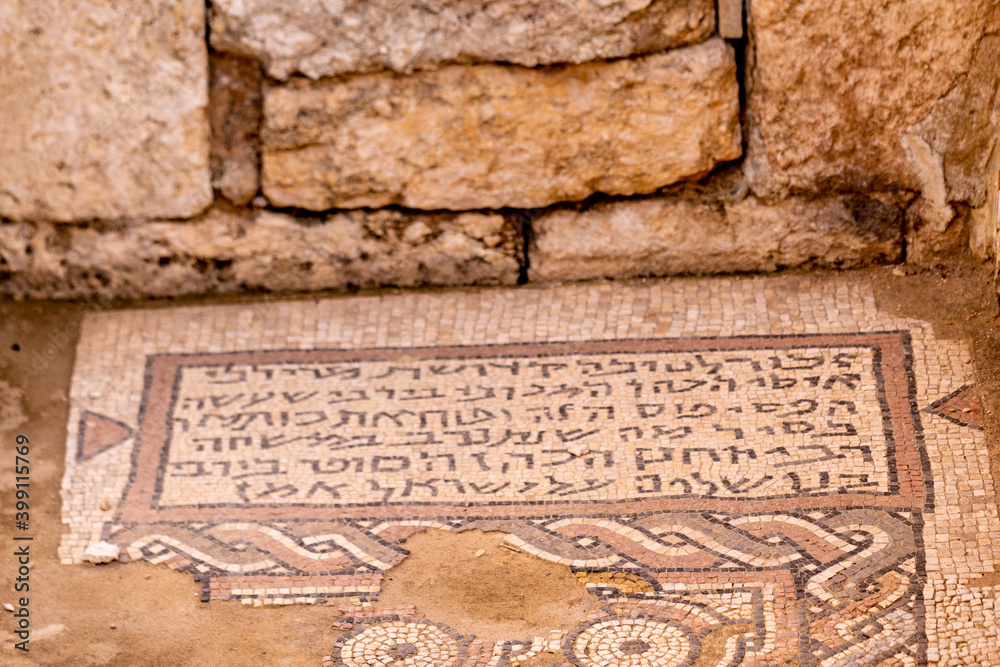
2, 256, 1000, 666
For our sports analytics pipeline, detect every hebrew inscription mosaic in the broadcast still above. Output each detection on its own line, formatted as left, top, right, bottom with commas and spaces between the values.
151, 339, 898, 509
60, 282, 1000, 665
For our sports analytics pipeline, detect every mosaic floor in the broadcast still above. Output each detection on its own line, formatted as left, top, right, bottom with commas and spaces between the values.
60, 280, 1000, 665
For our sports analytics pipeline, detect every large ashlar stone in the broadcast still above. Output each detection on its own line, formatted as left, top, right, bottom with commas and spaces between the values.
0, 209, 520, 300
0, 1, 212, 223
746, 0, 1000, 211
210, 0, 716, 80
530, 195, 904, 281
262, 39, 742, 211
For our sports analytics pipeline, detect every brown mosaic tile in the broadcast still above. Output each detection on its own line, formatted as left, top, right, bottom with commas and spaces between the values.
59, 280, 1000, 665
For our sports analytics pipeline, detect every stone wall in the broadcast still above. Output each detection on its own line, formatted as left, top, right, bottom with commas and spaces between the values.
1, 1, 999, 299
745, 0, 1000, 266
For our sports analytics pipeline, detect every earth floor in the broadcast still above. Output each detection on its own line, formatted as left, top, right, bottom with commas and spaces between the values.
3, 259, 1000, 666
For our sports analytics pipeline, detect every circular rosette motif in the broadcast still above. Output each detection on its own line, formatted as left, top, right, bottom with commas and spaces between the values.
333, 617, 466, 667
565, 615, 700, 667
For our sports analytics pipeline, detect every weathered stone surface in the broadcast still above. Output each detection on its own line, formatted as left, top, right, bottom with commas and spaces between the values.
0, 1, 212, 222
530, 195, 904, 281
210, 54, 263, 206
0, 209, 520, 299
746, 0, 1000, 209
717, 0, 743, 39
210, 0, 716, 80
969, 147, 1000, 261
262, 39, 742, 211
910, 32, 1000, 209
906, 204, 977, 266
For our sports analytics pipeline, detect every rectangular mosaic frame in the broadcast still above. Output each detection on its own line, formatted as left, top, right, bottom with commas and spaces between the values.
119, 331, 929, 524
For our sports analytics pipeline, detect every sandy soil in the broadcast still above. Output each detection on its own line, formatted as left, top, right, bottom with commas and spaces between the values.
1, 257, 999, 665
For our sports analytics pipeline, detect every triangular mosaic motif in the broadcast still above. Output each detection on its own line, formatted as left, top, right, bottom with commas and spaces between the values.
76, 410, 134, 461
924, 384, 984, 430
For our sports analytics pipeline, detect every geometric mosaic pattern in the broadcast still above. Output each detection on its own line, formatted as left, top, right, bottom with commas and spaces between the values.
923, 384, 984, 430
60, 280, 1000, 665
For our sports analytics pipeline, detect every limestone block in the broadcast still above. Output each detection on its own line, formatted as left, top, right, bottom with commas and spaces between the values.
746, 0, 999, 208
262, 39, 742, 211
0, 1, 212, 222
0, 209, 520, 299
530, 195, 904, 281
210, 0, 716, 80
210, 54, 263, 206
969, 145, 1000, 261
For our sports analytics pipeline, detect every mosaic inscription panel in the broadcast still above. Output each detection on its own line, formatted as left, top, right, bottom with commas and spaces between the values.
157, 342, 887, 507
67, 281, 998, 666
119, 333, 927, 525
